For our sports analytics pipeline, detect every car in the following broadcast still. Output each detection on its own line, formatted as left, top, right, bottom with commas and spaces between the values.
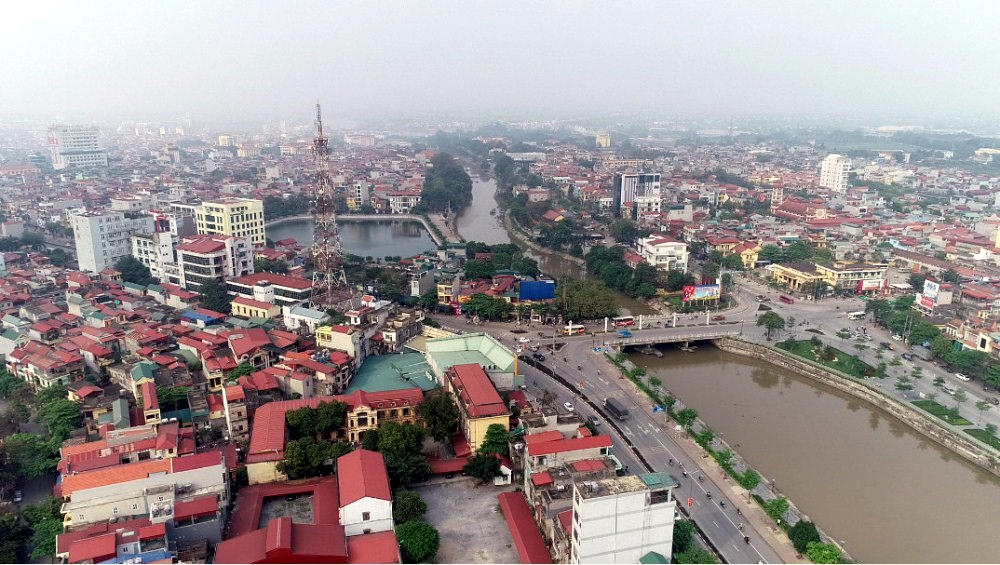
711, 315, 726, 321
941, 385, 957, 396
901, 353, 915, 361
532, 353, 546, 362
891, 334, 904, 341
879, 342, 894, 350
563, 402, 574, 412
988, 397, 1000, 406
518, 337, 531, 343
955, 373, 971, 382
617, 330, 632, 338
514, 345, 523, 353
12, 490, 22, 504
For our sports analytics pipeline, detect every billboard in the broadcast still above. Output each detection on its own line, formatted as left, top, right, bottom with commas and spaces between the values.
923, 280, 940, 300
858, 278, 884, 292
683, 284, 721, 302
916, 293, 935, 310
519, 280, 556, 301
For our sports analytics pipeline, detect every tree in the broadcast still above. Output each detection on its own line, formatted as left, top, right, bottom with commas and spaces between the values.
987, 423, 998, 438
38, 398, 82, 441
788, 520, 821, 554
254, 257, 289, 274
417, 388, 460, 443
378, 422, 427, 457
384, 451, 433, 487
908, 273, 927, 290
559, 278, 619, 320
418, 288, 438, 310
463, 453, 502, 484
954, 388, 968, 409
393, 489, 428, 525
757, 311, 785, 339
986, 364, 1000, 389
911, 366, 923, 380
286, 405, 319, 440
664, 270, 697, 292
314, 400, 349, 437
975, 400, 992, 424
464, 293, 511, 321
675, 407, 698, 428
396, 520, 440, 564
0, 514, 28, 563
673, 547, 718, 564
805, 542, 843, 564
478, 423, 510, 457
198, 277, 232, 313
1, 434, 58, 478
929, 336, 954, 360
672, 520, 696, 555
421, 153, 473, 213
361, 429, 380, 451
277, 437, 336, 480
227, 362, 254, 380
114, 255, 157, 286
940, 269, 961, 284
610, 219, 640, 244
895, 375, 913, 392
933, 376, 945, 388
156, 386, 191, 410
0, 370, 25, 399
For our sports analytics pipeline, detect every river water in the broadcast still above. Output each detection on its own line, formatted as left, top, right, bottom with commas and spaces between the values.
266, 219, 437, 259
631, 345, 1000, 563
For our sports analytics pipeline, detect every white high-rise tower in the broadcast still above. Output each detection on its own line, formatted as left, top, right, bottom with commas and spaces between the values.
819, 154, 851, 193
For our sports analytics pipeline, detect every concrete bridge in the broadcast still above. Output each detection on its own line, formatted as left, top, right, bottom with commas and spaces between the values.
611, 326, 742, 346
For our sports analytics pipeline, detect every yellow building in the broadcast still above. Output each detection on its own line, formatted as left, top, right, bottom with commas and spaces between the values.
195, 197, 265, 246
230, 296, 281, 319
765, 262, 824, 290
445, 363, 509, 451
733, 242, 762, 269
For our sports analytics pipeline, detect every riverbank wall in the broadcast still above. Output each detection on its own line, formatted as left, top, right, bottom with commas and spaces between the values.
715, 337, 1000, 478
264, 213, 454, 247
502, 210, 586, 267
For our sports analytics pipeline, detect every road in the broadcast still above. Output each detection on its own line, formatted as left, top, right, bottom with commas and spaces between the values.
443, 314, 794, 563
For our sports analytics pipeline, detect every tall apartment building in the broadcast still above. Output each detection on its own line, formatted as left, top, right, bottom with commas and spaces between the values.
176, 234, 254, 291
819, 154, 852, 193
570, 473, 676, 564
194, 197, 266, 247
613, 173, 661, 216
131, 213, 180, 284
71, 210, 155, 273
48, 125, 109, 170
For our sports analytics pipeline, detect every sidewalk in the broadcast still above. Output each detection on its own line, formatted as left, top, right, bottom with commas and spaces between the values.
594, 351, 804, 564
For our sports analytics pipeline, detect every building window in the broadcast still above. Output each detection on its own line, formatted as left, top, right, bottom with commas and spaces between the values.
132, 503, 138, 510
362, 511, 371, 521
363, 528, 372, 534
78, 514, 85, 521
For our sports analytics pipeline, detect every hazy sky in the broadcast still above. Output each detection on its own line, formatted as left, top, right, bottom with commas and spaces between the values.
4, 1, 1000, 124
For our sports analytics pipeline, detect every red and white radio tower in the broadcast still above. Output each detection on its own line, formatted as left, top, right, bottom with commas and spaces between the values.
309, 102, 351, 309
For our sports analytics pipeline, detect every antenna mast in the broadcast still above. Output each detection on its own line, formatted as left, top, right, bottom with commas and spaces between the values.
310, 101, 351, 309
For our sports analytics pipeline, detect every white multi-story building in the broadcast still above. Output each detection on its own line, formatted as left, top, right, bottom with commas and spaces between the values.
176, 234, 254, 291
614, 173, 661, 214
570, 473, 675, 564
819, 154, 852, 193
636, 236, 689, 272
48, 125, 108, 170
71, 210, 155, 273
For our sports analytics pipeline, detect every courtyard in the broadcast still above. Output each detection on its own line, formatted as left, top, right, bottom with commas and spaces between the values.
413, 478, 520, 564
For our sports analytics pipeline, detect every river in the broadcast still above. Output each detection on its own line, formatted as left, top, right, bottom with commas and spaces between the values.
266, 218, 437, 259
457, 176, 658, 316
630, 345, 1000, 563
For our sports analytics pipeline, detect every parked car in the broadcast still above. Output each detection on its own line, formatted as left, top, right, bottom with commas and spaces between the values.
955, 373, 971, 382
518, 337, 531, 343
532, 353, 546, 362
941, 386, 957, 396
879, 341, 893, 350
891, 334, 904, 341
988, 397, 1000, 406
12, 491, 22, 504
711, 315, 726, 321
901, 353, 915, 361
563, 402, 575, 412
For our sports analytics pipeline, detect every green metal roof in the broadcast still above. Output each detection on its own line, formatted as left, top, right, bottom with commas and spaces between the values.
424, 332, 515, 374
130, 361, 157, 381
639, 551, 668, 564
346, 353, 436, 394
639, 472, 679, 491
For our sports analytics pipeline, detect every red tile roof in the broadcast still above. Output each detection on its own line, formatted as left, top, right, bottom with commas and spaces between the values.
346, 531, 400, 564
174, 493, 219, 520
338, 449, 392, 505
232, 296, 277, 311
531, 471, 554, 487
247, 389, 424, 464
67, 532, 117, 563
428, 456, 468, 475
447, 363, 507, 418
227, 477, 341, 538
497, 492, 553, 564
527, 435, 613, 457
177, 235, 228, 254
214, 516, 348, 564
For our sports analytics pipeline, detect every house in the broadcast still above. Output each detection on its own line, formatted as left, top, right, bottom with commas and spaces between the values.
444, 363, 509, 451
338, 450, 394, 536
231, 296, 282, 320
636, 236, 689, 272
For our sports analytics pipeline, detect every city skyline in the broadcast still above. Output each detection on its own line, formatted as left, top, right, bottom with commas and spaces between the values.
4, 1, 1000, 126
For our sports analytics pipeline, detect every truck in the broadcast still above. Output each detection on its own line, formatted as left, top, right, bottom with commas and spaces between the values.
779, 295, 795, 304
604, 397, 629, 421
911, 345, 933, 361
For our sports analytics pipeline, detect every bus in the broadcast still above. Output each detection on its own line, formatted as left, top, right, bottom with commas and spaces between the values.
779, 295, 795, 304
561, 324, 586, 336
612, 316, 635, 328
847, 311, 866, 320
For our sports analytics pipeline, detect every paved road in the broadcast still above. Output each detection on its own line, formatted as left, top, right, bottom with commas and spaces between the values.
443, 315, 794, 564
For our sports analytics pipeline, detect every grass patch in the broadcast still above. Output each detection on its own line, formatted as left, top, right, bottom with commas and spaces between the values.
776, 339, 872, 378
965, 429, 1000, 450
912, 400, 973, 426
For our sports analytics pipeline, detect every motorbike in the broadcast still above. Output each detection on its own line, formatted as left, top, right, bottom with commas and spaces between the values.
720, 500, 726, 508
706, 491, 712, 499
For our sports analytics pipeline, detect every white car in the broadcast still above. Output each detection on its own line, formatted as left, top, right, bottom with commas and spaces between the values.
563, 402, 575, 412
955, 373, 971, 382
891, 334, 904, 341
518, 337, 531, 343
